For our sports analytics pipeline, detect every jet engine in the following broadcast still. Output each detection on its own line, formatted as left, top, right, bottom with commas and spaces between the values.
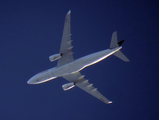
62, 82, 75, 91
49, 53, 61, 62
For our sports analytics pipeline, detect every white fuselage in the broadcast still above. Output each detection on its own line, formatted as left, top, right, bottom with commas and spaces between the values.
27, 47, 122, 84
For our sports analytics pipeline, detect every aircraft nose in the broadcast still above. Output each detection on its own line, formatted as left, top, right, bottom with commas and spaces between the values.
27, 79, 32, 84
27, 75, 38, 84
27, 78, 34, 84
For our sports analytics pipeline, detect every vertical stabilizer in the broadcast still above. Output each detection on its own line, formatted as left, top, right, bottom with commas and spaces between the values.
110, 31, 118, 49
110, 31, 130, 62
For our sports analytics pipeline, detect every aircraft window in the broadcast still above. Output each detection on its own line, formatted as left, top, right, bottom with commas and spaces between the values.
38, 70, 48, 74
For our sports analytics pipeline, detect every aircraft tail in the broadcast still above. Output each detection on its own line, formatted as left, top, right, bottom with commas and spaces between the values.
110, 31, 130, 62
113, 50, 130, 62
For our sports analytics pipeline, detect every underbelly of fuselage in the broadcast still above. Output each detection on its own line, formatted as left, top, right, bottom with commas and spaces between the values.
31, 47, 121, 84
50, 47, 121, 78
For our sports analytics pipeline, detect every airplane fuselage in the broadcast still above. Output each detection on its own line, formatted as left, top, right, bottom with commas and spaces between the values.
27, 46, 122, 84
27, 10, 130, 105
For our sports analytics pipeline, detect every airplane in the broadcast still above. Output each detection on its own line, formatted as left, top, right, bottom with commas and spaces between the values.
27, 10, 129, 104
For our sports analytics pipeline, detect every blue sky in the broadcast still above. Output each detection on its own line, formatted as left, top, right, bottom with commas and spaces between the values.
0, 0, 158, 120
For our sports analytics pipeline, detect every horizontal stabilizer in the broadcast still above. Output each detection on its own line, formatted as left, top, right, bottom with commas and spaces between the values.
118, 40, 125, 46
114, 50, 130, 62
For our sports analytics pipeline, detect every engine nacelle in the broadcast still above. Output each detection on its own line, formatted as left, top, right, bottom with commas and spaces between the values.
49, 53, 61, 62
62, 82, 75, 91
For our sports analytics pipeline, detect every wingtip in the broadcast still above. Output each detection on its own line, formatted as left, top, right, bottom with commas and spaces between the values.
108, 101, 113, 104
67, 10, 71, 14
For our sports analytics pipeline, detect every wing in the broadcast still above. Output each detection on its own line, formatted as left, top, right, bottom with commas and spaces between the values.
63, 72, 112, 104
57, 10, 74, 67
